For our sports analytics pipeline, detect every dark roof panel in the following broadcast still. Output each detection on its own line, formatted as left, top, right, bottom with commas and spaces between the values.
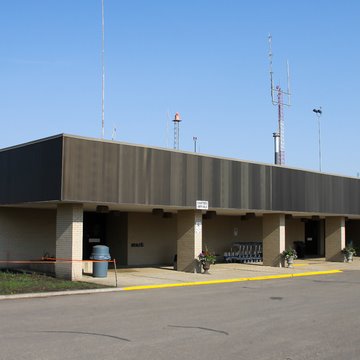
0, 136, 62, 204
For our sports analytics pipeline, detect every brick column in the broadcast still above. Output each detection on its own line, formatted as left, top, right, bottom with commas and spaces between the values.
325, 217, 345, 261
263, 214, 285, 267
177, 210, 203, 273
55, 204, 83, 280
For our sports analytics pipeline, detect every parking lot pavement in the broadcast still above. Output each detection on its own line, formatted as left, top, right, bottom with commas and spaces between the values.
1, 270, 360, 360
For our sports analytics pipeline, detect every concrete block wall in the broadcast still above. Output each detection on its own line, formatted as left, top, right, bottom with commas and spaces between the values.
203, 216, 262, 256
263, 214, 285, 267
177, 210, 202, 273
325, 217, 345, 261
127, 212, 176, 266
0, 207, 56, 273
55, 204, 83, 280
285, 218, 304, 249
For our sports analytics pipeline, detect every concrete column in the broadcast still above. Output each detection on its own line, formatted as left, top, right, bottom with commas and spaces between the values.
325, 217, 345, 261
263, 214, 285, 267
55, 204, 83, 280
177, 210, 202, 273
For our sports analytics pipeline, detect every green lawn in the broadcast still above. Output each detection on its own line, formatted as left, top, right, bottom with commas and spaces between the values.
0, 271, 112, 295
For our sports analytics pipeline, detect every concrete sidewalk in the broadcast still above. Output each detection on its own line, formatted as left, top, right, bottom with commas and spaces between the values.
82, 257, 360, 288
1, 258, 355, 300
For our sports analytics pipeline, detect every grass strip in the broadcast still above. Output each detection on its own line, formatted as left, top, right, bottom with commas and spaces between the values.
0, 271, 112, 295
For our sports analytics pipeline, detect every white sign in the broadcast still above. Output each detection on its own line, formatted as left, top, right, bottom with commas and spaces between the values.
196, 200, 209, 210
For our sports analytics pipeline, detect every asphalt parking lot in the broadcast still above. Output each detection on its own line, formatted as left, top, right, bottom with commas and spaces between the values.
1, 269, 360, 360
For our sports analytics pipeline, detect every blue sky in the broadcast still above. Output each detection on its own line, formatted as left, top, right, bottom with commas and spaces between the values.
1, 1, 359, 176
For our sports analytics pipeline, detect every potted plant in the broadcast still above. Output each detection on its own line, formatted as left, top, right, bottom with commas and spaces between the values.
342, 246, 356, 262
282, 248, 297, 268
198, 249, 216, 274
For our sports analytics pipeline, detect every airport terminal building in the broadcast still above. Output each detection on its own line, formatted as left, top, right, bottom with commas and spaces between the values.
1, 134, 360, 280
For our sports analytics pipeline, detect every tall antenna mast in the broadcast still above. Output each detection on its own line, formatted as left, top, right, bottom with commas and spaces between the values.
173, 112, 181, 150
112, 125, 117, 141
101, 0, 105, 138
268, 34, 291, 165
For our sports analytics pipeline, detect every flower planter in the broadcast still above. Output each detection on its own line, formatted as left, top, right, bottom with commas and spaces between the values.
286, 256, 294, 268
282, 248, 297, 268
345, 253, 354, 262
198, 249, 216, 274
342, 247, 356, 262
202, 262, 211, 274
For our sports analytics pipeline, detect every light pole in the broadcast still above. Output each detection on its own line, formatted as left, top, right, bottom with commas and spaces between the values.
193, 136, 198, 153
313, 107, 322, 172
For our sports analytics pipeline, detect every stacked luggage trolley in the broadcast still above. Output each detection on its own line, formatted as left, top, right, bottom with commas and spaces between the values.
224, 242, 263, 263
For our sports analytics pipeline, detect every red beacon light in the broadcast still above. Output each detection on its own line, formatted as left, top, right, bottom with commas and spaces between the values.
173, 112, 181, 122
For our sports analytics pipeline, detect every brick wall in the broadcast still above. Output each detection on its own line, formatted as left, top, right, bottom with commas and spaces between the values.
325, 217, 345, 261
177, 210, 202, 273
55, 204, 83, 280
0, 207, 56, 273
263, 214, 285, 267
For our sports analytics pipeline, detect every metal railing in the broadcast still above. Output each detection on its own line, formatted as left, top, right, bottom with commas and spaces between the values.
224, 242, 263, 263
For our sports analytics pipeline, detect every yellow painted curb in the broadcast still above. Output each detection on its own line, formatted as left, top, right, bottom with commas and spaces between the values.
121, 269, 342, 291
293, 263, 309, 267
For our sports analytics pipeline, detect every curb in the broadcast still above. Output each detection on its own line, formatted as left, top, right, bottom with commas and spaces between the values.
0, 269, 342, 299
121, 269, 343, 291
0, 287, 119, 301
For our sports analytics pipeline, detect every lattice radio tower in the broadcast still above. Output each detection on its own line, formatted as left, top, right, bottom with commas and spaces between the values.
101, 0, 105, 139
268, 34, 291, 165
173, 112, 182, 150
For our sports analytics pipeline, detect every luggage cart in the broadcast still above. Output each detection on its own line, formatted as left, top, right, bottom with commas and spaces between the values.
224, 242, 263, 263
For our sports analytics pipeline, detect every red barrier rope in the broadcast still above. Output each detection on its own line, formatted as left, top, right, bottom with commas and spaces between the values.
0, 258, 113, 263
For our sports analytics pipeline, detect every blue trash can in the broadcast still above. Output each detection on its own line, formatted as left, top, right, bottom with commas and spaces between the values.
90, 245, 111, 278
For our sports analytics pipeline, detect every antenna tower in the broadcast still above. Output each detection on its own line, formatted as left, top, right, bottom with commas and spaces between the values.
268, 34, 291, 165
101, 0, 105, 138
173, 112, 181, 150
112, 126, 116, 141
